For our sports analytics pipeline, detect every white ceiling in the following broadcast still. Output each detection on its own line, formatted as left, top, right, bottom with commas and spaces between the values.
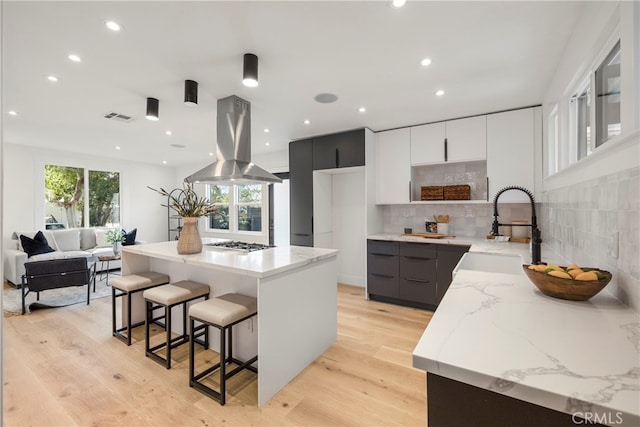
2, 1, 584, 167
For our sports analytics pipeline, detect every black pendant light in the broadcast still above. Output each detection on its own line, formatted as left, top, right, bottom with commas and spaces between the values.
184, 80, 198, 105
243, 53, 259, 87
145, 97, 159, 121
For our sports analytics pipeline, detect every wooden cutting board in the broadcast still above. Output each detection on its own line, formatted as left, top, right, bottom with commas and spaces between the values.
403, 233, 455, 239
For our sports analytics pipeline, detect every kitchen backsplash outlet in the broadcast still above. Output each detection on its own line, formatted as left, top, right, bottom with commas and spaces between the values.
382, 203, 531, 237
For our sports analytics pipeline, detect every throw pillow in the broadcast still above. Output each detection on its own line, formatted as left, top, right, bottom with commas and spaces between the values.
20, 231, 56, 257
95, 229, 110, 247
122, 228, 137, 246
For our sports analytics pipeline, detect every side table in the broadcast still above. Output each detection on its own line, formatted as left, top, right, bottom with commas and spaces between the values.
97, 254, 121, 286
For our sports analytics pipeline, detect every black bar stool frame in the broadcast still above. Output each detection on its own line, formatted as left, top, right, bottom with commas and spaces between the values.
112, 283, 167, 346
145, 295, 209, 369
189, 312, 258, 405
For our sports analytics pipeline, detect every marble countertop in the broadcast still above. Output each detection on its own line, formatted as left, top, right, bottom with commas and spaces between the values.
122, 238, 338, 279
412, 268, 640, 425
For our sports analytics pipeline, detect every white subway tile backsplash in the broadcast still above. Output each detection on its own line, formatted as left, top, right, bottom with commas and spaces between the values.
540, 166, 639, 312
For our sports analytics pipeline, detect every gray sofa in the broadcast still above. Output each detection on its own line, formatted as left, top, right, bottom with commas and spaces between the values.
4, 228, 124, 286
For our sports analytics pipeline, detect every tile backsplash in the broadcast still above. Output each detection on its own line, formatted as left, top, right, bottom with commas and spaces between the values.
540, 167, 639, 312
382, 203, 532, 237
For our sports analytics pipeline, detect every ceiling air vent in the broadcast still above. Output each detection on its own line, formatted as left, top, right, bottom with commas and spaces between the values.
104, 112, 133, 122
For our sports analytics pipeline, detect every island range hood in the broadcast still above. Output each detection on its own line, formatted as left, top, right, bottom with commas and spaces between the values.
185, 95, 282, 184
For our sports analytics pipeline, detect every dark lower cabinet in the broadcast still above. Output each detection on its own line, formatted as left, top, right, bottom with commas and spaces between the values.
367, 239, 470, 310
289, 139, 313, 246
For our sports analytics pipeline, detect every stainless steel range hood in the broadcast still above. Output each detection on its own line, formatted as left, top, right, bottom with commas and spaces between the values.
185, 95, 282, 184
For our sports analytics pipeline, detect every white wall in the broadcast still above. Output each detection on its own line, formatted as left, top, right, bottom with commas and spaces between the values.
2, 143, 177, 249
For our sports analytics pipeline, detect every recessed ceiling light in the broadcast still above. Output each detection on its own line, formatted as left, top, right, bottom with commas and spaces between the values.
165, 130, 172, 135
392, 0, 406, 8
162, 160, 167, 164
420, 58, 432, 67
8, 110, 18, 116
115, 146, 121, 150
209, 152, 214, 156
435, 89, 445, 96
47, 75, 59, 82
68, 54, 81, 63
264, 128, 270, 133
304, 119, 311, 125
105, 20, 121, 31
358, 107, 366, 113
265, 142, 270, 146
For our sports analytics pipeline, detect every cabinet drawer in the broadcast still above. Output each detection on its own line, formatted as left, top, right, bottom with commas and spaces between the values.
400, 257, 437, 282
368, 240, 399, 256
367, 274, 399, 299
400, 242, 436, 258
399, 278, 437, 305
367, 253, 398, 277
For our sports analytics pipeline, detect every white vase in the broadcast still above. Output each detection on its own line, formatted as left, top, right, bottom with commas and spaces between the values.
112, 242, 122, 255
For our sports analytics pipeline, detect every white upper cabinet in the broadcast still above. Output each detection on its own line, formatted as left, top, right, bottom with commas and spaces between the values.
410, 122, 445, 165
487, 107, 538, 203
410, 116, 486, 165
445, 116, 487, 162
375, 128, 411, 204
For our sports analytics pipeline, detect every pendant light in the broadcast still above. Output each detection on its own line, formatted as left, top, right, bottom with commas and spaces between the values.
146, 97, 159, 121
184, 80, 198, 105
243, 53, 259, 87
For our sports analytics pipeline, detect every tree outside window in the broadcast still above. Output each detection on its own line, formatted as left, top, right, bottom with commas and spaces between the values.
208, 183, 263, 233
44, 165, 120, 229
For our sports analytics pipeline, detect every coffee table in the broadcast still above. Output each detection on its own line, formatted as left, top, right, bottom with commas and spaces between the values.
97, 254, 121, 286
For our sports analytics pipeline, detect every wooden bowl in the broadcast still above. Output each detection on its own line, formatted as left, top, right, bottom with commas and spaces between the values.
522, 265, 612, 301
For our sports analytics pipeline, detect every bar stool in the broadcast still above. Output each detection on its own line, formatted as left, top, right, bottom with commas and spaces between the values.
111, 271, 170, 345
188, 293, 258, 405
143, 280, 210, 369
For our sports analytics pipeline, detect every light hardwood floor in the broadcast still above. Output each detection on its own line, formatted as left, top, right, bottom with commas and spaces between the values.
2, 283, 432, 426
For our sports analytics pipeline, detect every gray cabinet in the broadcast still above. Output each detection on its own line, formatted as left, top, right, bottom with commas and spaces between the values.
289, 139, 314, 246
313, 129, 365, 170
367, 239, 469, 309
367, 240, 399, 298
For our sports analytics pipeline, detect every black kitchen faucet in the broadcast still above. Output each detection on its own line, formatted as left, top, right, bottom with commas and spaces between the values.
491, 186, 542, 265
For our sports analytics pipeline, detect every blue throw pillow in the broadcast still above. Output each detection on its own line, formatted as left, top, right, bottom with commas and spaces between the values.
20, 231, 56, 257
122, 228, 137, 246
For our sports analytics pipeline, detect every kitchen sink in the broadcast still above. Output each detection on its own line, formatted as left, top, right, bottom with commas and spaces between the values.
453, 252, 524, 277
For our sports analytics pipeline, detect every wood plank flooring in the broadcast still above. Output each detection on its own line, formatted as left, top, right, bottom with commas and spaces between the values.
2, 283, 432, 426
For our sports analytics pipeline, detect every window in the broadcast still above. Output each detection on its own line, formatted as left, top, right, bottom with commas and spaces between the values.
44, 165, 120, 229
571, 81, 592, 161
595, 40, 621, 147
208, 183, 264, 233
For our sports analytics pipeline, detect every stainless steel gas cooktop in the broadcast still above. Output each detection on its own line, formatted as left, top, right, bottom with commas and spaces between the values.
205, 241, 274, 252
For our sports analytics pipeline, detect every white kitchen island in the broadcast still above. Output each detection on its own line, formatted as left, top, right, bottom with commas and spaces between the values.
120, 239, 339, 406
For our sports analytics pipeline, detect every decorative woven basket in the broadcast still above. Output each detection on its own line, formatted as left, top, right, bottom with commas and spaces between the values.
421, 186, 444, 201
522, 265, 612, 301
443, 184, 471, 200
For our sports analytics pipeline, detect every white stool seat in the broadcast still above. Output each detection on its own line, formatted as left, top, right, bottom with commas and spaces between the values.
144, 280, 210, 306
189, 293, 257, 327
112, 272, 170, 292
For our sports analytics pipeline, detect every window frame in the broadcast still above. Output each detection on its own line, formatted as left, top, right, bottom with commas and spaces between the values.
206, 183, 267, 235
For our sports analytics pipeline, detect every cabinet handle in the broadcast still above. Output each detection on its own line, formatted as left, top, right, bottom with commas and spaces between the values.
372, 253, 394, 257
486, 177, 489, 201
403, 256, 432, 261
405, 277, 431, 284
311, 215, 314, 234
409, 181, 412, 201
444, 138, 448, 162
372, 273, 394, 279
335, 148, 340, 168
293, 233, 310, 237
